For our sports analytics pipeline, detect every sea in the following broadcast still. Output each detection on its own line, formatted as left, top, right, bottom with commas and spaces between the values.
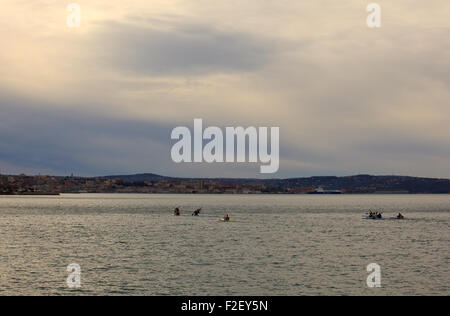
0, 194, 448, 296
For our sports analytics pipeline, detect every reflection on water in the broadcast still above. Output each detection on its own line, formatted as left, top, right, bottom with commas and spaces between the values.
0, 194, 449, 295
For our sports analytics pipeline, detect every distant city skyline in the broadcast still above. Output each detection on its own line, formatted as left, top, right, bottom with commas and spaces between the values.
1, 1, 449, 179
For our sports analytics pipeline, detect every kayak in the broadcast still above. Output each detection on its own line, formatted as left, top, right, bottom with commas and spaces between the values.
364, 216, 384, 220
219, 219, 234, 222
364, 216, 406, 221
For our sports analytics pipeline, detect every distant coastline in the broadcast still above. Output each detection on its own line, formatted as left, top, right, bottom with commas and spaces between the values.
1, 173, 450, 195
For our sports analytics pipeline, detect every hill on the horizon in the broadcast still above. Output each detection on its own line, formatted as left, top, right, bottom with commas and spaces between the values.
101, 173, 173, 182
101, 173, 450, 194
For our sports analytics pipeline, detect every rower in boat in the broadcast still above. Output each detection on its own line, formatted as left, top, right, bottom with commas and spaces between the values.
367, 211, 382, 219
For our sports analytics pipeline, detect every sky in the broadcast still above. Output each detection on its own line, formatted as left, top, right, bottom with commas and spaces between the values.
0, 0, 449, 178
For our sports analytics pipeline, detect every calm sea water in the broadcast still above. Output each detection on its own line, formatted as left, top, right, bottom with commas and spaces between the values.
0, 194, 448, 296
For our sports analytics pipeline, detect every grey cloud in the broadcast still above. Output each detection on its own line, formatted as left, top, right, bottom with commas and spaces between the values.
0, 99, 281, 178
1, 98, 450, 178
89, 21, 275, 76
0, 99, 173, 176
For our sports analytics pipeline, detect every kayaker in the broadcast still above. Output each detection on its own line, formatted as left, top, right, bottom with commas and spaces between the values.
174, 208, 181, 216
397, 213, 404, 219
224, 214, 230, 221
192, 208, 201, 216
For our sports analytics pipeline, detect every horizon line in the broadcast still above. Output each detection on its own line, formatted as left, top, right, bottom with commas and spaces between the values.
1, 172, 449, 181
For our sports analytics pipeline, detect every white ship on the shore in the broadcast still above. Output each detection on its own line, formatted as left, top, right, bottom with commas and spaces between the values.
308, 187, 342, 194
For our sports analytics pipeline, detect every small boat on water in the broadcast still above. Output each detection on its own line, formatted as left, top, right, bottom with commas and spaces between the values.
366, 212, 383, 220
192, 208, 201, 216
364, 216, 384, 220
219, 214, 233, 222
396, 213, 405, 220
364, 211, 406, 220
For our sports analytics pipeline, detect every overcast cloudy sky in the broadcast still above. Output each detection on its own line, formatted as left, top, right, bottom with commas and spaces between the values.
1, 1, 449, 178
